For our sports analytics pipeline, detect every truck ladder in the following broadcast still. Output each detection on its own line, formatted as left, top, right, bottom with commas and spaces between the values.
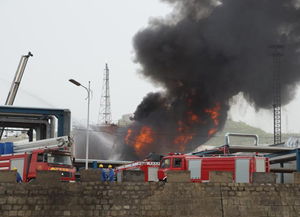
13, 136, 71, 153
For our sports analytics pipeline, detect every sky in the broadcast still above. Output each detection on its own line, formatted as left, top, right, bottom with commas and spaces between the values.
0, 0, 299, 134
0, 0, 171, 124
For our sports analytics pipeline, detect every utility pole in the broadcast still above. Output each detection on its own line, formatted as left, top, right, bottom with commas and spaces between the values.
270, 44, 284, 145
69, 79, 91, 170
98, 63, 112, 125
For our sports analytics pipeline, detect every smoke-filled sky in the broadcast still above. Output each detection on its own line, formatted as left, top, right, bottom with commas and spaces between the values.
119, 0, 300, 158
0, 0, 300, 135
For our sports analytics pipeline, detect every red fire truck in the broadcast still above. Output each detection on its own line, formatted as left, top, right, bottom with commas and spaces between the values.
117, 134, 271, 183
157, 153, 270, 183
116, 153, 269, 183
0, 136, 76, 182
115, 161, 160, 182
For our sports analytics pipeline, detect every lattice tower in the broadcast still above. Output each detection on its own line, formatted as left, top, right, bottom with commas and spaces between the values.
98, 63, 112, 125
270, 44, 284, 144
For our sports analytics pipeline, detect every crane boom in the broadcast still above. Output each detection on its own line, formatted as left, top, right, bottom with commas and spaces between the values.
0, 52, 33, 140
5, 52, 33, 105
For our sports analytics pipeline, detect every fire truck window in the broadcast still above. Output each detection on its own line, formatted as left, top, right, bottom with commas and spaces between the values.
173, 158, 182, 168
43, 154, 48, 162
37, 154, 43, 162
161, 158, 170, 168
47, 154, 72, 166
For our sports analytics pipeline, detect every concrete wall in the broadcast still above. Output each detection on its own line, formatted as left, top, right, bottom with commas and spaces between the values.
0, 171, 16, 183
252, 172, 277, 183
80, 169, 102, 182
209, 171, 233, 183
36, 171, 61, 183
0, 181, 300, 217
294, 172, 300, 184
121, 170, 145, 182
166, 170, 190, 183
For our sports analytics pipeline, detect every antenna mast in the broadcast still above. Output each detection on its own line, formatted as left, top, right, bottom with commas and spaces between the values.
98, 63, 112, 125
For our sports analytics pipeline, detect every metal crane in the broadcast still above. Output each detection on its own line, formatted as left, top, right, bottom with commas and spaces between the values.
5, 52, 33, 105
0, 52, 33, 139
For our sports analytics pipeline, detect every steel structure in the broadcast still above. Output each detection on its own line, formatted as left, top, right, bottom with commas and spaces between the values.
98, 63, 112, 125
0, 106, 71, 140
0, 52, 33, 139
5, 52, 33, 105
270, 45, 284, 145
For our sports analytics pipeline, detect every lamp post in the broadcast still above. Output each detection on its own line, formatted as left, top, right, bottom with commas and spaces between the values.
69, 79, 91, 170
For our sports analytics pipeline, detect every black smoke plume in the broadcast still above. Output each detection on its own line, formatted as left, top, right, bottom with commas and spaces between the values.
120, 0, 300, 160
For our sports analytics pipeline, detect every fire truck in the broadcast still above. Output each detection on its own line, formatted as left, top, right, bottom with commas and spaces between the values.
115, 161, 160, 182
0, 136, 76, 182
116, 133, 271, 183
157, 153, 269, 183
115, 153, 269, 183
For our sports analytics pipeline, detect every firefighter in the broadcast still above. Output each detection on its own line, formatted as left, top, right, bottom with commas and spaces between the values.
12, 167, 22, 183
99, 164, 107, 182
107, 165, 114, 182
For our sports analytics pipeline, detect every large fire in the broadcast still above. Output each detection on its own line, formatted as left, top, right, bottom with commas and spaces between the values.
124, 103, 221, 158
173, 111, 200, 152
205, 103, 221, 136
173, 134, 193, 152
125, 126, 154, 157
187, 111, 200, 123
125, 128, 132, 145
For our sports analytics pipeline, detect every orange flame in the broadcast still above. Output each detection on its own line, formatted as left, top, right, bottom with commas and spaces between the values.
187, 111, 200, 123
133, 126, 154, 155
173, 113, 196, 152
205, 103, 221, 125
125, 128, 132, 144
208, 128, 217, 136
205, 103, 221, 137
174, 134, 193, 152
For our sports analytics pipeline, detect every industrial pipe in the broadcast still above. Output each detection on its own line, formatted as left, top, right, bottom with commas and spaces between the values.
225, 133, 259, 146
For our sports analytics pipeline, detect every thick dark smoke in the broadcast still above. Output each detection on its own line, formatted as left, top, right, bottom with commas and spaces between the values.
119, 0, 300, 160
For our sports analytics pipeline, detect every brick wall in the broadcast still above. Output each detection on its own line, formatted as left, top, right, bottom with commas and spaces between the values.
0, 181, 300, 217
120, 170, 145, 182
0, 171, 16, 183
79, 169, 102, 182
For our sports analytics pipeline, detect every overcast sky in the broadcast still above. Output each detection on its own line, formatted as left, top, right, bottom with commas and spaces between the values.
0, 0, 299, 133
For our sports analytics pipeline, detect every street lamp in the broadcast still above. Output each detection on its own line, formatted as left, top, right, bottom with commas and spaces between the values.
69, 79, 91, 170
